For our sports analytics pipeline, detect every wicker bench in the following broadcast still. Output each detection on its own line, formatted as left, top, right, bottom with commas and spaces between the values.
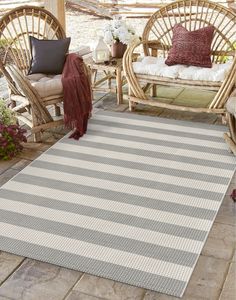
123, 0, 236, 117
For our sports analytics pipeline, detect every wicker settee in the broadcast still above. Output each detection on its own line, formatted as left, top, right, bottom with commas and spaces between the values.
123, 0, 236, 117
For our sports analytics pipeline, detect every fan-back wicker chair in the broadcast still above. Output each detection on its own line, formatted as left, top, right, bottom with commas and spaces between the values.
0, 6, 67, 142
123, 0, 236, 116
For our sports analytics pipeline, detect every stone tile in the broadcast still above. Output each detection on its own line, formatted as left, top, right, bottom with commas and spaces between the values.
93, 92, 108, 102
0, 252, 25, 285
183, 256, 229, 300
18, 148, 43, 161
233, 250, 236, 262
132, 104, 164, 116
11, 159, 32, 171
202, 222, 236, 260
0, 168, 19, 187
219, 263, 236, 300
159, 109, 218, 124
66, 291, 105, 300
174, 89, 216, 108
0, 259, 82, 300
202, 222, 236, 261
143, 290, 205, 300
23, 142, 53, 152
215, 201, 236, 226
0, 157, 21, 175
155, 86, 184, 99
202, 237, 235, 261
226, 182, 236, 195
208, 222, 236, 245
73, 274, 145, 300
98, 94, 128, 112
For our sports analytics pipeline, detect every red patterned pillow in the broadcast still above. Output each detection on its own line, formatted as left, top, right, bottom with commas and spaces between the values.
165, 24, 214, 68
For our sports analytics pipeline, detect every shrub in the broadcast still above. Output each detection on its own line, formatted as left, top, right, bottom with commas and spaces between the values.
0, 99, 16, 125
0, 99, 26, 160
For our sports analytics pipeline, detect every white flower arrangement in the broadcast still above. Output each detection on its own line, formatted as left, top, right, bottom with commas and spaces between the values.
103, 19, 139, 45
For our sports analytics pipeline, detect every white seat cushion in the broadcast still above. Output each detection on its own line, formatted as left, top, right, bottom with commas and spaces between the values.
133, 57, 233, 82
26, 46, 92, 98
27, 73, 63, 98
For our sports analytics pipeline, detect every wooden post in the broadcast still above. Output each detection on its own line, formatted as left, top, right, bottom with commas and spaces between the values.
44, 0, 66, 31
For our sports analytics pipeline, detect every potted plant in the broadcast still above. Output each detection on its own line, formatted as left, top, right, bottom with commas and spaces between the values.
0, 99, 27, 160
103, 20, 139, 58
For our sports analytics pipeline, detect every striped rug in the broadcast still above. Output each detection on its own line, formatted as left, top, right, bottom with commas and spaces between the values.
0, 110, 235, 297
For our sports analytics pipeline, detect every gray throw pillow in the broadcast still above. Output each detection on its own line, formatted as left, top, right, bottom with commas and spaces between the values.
28, 36, 71, 75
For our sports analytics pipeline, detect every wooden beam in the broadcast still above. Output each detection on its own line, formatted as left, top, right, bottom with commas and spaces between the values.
44, 0, 66, 31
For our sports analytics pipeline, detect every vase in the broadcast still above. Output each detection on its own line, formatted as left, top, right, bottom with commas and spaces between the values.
111, 41, 127, 58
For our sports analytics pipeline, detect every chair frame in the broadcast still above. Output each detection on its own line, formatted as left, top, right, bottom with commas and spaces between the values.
123, 0, 236, 116
223, 88, 236, 155
0, 5, 66, 142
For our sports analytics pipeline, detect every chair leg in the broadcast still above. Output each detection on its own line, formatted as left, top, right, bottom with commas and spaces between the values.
129, 100, 135, 112
54, 104, 61, 116
128, 86, 135, 112
33, 131, 42, 143
151, 84, 157, 97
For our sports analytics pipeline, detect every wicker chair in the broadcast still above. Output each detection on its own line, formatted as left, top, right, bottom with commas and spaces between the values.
0, 6, 67, 142
123, 0, 236, 116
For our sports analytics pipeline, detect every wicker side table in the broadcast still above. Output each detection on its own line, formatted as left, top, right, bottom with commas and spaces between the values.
85, 54, 138, 105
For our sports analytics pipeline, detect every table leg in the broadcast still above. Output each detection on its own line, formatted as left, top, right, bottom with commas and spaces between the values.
116, 67, 123, 105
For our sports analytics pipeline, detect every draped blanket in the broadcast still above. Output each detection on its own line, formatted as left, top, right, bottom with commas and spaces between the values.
62, 53, 92, 139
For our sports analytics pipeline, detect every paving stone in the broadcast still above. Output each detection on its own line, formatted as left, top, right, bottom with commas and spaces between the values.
0, 157, 21, 175
215, 201, 236, 226
226, 182, 236, 195
233, 250, 236, 262
155, 86, 184, 99
159, 109, 218, 124
132, 104, 164, 116
208, 222, 236, 245
183, 256, 229, 300
18, 148, 43, 161
23, 142, 53, 152
202, 237, 235, 261
202, 222, 236, 261
143, 290, 205, 300
73, 274, 146, 300
174, 89, 216, 108
11, 159, 32, 171
0, 168, 19, 187
98, 94, 128, 112
93, 92, 108, 102
66, 291, 105, 300
0, 252, 25, 285
219, 263, 236, 300
0, 259, 82, 300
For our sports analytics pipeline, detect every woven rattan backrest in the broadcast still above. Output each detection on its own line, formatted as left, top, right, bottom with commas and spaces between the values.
0, 6, 66, 75
143, 0, 236, 63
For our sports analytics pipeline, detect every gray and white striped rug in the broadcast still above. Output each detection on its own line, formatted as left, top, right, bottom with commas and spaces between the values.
0, 110, 235, 297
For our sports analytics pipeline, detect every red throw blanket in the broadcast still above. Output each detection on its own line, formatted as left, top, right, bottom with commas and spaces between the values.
62, 53, 92, 140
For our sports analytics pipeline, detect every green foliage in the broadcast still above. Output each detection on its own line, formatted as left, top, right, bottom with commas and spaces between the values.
0, 38, 13, 48
0, 124, 27, 160
221, 42, 236, 63
0, 98, 16, 125
0, 99, 26, 160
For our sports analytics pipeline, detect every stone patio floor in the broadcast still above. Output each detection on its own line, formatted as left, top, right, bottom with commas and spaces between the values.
0, 83, 235, 300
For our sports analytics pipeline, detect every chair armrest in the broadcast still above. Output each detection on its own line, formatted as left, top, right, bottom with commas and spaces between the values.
6, 64, 52, 123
